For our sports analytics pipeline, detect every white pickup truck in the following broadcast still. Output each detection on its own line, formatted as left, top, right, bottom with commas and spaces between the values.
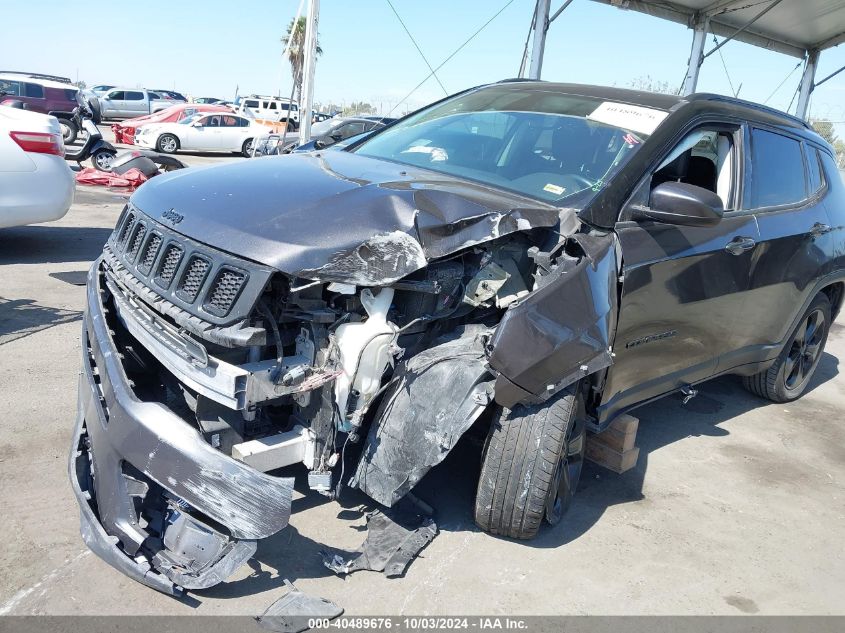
95, 88, 182, 120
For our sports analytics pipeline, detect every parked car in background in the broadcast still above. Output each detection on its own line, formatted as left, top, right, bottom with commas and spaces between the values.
95, 88, 175, 120
134, 112, 271, 156
0, 105, 73, 228
89, 85, 116, 95
235, 95, 299, 129
299, 116, 391, 151
112, 103, 233, 144
194, 97, 225, 104
0, 72, 79, 116
153, 90, 188, 102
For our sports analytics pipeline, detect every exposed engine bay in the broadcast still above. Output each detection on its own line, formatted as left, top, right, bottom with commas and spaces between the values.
103, 215, 540, 492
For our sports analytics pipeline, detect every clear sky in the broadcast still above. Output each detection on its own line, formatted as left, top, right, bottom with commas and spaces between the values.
3, 0, 844, 125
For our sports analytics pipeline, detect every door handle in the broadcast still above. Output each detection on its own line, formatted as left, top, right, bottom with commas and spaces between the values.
811, 222, 832, 236
725, 236, 756, 255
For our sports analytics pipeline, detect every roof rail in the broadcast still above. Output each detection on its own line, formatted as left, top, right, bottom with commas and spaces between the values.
692, 93, 811, 129
496, 77, 541, 83
0, 71, 73, 84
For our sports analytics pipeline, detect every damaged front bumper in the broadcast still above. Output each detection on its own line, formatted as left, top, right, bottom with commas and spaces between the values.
68, 263, 294, 594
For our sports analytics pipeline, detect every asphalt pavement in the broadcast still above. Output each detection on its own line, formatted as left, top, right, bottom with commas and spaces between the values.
1, 159, 844, 616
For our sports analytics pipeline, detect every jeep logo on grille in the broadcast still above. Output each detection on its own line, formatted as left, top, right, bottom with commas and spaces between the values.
161, 209, 184, 225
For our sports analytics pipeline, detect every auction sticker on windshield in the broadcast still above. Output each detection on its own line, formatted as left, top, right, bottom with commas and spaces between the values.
587, 101, 668, 135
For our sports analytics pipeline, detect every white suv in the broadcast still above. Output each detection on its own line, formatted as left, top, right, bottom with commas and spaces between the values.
236, 95, 299, 128
0, 106, 74, 229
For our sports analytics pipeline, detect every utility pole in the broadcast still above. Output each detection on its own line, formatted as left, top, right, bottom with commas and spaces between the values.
298, 0, 320, 145
528, 0, 551, 80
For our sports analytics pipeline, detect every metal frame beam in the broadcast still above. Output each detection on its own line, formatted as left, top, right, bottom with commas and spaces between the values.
590, 0, 810, 57
528, 0, 552, 80
796, 49, 820, 120
682, 14, 709, 95
703, 0, 785, 60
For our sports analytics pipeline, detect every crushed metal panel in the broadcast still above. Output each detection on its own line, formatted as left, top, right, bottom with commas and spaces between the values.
488, 231, 620, 408
351, 326, 493, 507
321, 506, 437, 578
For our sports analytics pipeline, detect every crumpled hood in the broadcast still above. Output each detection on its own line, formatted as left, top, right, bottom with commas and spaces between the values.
130, 151, 564, 285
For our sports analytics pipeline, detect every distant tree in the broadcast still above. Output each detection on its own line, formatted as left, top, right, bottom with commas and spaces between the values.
628, 75, 674, 95
73, 80, 87, 90
343, 101, 375, 116
811, 119, 839, 146
282, 16, 323, 106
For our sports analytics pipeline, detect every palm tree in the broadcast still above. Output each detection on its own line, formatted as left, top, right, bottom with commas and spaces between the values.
282, 16, 323, 107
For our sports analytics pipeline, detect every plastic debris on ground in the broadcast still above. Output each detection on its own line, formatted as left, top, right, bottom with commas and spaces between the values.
256, 580, 343, 633
75, 167, 149, 190
321, 497, 438, 578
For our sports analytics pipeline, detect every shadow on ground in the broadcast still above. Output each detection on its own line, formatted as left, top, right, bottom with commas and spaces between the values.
0, 225, 112, 265
0, 297, 82, 345
189, 353, 840, 603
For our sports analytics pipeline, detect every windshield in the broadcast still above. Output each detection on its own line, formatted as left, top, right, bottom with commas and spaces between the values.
312, 119, 339, 136
354, 86, 665, 204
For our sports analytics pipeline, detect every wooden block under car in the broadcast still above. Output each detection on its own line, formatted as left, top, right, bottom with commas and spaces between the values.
589, 413, 639, 452
585, 414, 640, 473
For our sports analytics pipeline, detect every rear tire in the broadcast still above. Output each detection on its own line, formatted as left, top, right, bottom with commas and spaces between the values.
59, 119, 78, 145
242, 138, 255, 157
474, 385, 586, 540
743, 293, 831, 402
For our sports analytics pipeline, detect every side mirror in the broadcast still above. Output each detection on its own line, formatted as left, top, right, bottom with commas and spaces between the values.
313, 139, 327, 150
329, 132, 343, 142
635, 182, 724, 227
192, 121, 203, 128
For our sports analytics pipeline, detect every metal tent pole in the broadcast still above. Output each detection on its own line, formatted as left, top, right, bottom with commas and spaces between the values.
796, 49, 820, 120
682, 14, 709, 95
528, 0, 551, 80
298, 0, 320, 145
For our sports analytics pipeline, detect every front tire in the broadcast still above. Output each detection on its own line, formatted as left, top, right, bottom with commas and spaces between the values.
474, 385, 586, 540
157, 134, 179, 154
91, 149, 116, 172
743, 293, 831, 402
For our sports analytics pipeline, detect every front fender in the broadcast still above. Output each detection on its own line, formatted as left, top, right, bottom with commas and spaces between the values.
488, 231, 620, 408
352, 326, 493, 507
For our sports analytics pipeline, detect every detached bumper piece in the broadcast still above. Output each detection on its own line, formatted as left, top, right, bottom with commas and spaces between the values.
69, 264, 294, 594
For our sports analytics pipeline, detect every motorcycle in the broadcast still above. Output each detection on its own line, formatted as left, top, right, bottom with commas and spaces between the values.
63, 104, 118, 171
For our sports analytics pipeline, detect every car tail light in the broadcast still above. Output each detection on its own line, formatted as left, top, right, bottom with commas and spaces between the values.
9, 131, 64, 156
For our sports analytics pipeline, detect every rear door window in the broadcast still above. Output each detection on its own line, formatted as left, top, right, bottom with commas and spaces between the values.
805, 145, 825, 195
750, 129, 807, 208
23, 82, 44, 98
125, 91, 144, 101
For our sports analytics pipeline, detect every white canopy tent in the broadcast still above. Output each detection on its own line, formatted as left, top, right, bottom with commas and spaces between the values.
522, 0, 845, 120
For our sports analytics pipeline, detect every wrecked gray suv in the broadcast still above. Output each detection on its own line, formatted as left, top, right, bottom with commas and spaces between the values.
71, 81, 845, 594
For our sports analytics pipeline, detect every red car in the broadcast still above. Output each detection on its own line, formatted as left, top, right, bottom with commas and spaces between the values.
112, 103, 232, 144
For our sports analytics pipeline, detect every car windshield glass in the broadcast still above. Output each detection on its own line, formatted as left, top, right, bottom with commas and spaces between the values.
354, 86, 664, 204
312, 119, 338, 136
